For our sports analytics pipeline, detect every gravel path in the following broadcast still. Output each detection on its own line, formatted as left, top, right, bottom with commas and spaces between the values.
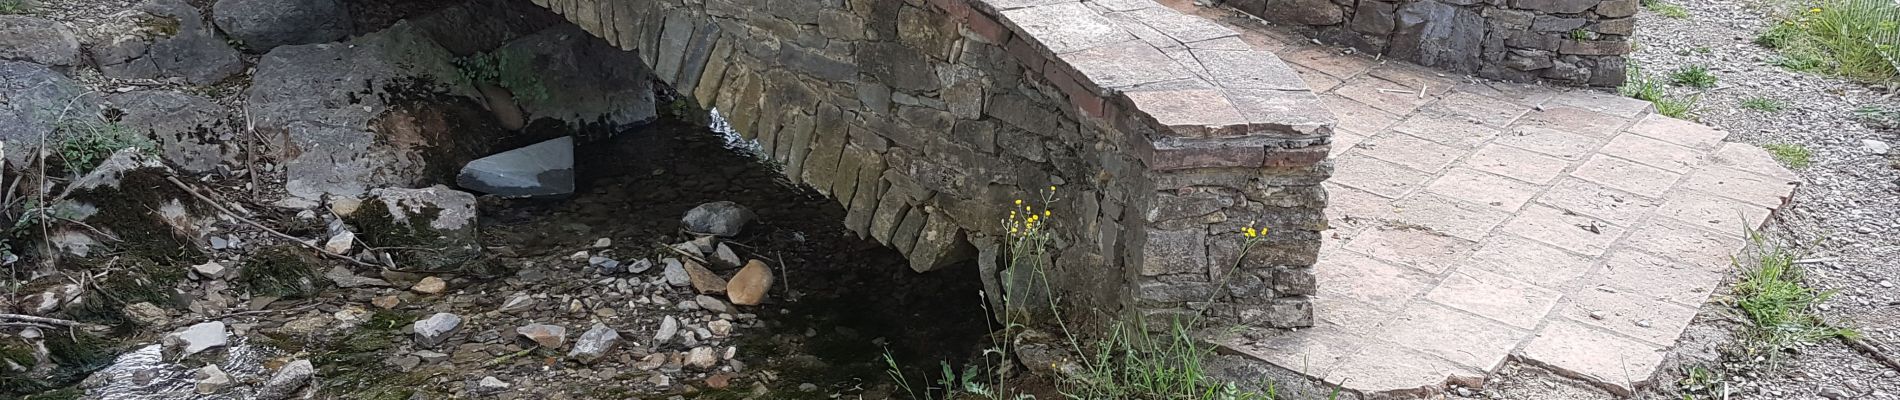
1624, 0, 1900, 398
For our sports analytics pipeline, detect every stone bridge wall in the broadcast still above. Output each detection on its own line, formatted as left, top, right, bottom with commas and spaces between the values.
532, 0, 1334, 328
1220, 0, 1634, 86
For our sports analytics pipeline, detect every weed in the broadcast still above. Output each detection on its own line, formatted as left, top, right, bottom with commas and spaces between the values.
1854, 104, 1900, 129
1760, 143, 1813, 167
1645, 0, 1690, 18
1759, 0, 1900, 82
454, 51, 550, 104
1619, 66, 1667, 101
1731, 232, 1855, 351
1740, 97, 1786, 112
1569, 29, 1592, 41
1655, 95, 1700, 118
0, 0, 27, 14
1677, 364, 1727, 398
1670, 65, 1719, 88
52, 120, 154, 173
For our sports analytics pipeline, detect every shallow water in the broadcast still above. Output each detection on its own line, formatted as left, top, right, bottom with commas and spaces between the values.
85, 336, 282, 400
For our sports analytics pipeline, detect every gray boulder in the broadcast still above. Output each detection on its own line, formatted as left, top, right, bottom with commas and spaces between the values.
92, 0, 245, 85
254, 359, 314, 400
244, 22, 481, 201
681, 201, 755, 237
411, 312, 463, 348
211, 0, 350, 52
0, 61, 102, 169
488, 24, 656, 129
108, 90, 237, 173
0, 15, 81, 67
456, 136, 574, 198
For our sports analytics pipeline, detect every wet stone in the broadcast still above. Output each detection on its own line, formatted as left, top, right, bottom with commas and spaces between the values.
413, 312, 463, 348
255, 359, 314, 400
457, 136, 576, 198
681, 201, 755, 237
568, 323, 620, 364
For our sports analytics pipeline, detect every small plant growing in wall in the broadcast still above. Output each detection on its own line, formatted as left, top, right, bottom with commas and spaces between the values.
1568, 29, 1593, 41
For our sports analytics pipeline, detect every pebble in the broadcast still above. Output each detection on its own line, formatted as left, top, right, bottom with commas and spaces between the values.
194, 365, 232, 394
696, 295, 733, 314
592, 237, 612, 248
190, 261, 227, 279
163, 321, 228, 357
686, 346, 719, 370
655, 315, 680, 343
477, 376, 511, 393
709, 320, 733, 337
516, 323, 568, 348
568, 323, 621, 363
498, 293, 535, 313
1863, 139, 1891, 155
412, 312, 463, 348
371, 295, 400, 309
411, 276, 447, 294
662, 258, 691, 286
1879, 280, 1893, 288
255, 359, 313, 400
324, 231, 355, 254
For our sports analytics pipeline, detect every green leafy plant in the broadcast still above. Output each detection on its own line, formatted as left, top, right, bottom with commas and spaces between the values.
0, 0, 29, 14
1569, 29, 1592, 41
1655, 94, 1700, 118
1622, 65, 1700, 119
1761, 143, 1813, 167
1741, 97, 1786, 112
1645, 0, 1690, 18
1670, 65, 1719, 88
52, 120, 154, 173
1732, 233, 1855, 350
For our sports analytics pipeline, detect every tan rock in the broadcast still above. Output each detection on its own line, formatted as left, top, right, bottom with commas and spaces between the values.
726, 260, 774, 306
371, 295, 400, 309
685, 260, 726, 295
411, 276, 447, 295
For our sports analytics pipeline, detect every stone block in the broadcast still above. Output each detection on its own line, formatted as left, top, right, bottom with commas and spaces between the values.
996, 3, 1134, 55
1350, 0, 1399, 35
802, 105, 850, 194
654, 12, 694, 82
1262, 0, 1347, 26
1503, 49, 1555, 70
1595, 0, 1640, 18
910, 210, 976, 272
1592, 17, 1634, 36
1270, 267, 1316, 296
892, 204, 929, 255
1138, 280, 1216, 304
1390, 0, 1485, 73
781, 112, 818, 185
1139, 228, 1206, 276
859, 42, 941, 91
1531, 15, 1587, 32
870, 185, 913, 245
693, 41, 734, 109
844, 148, 885, 237
1513, 0, 1598, 13
1559, 39, 1629, 55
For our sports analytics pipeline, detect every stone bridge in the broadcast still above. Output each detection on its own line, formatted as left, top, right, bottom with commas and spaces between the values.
528, 0, 1336, 328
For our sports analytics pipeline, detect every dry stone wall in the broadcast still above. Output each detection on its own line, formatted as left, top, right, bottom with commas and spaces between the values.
534, 0, 1334, 328
1221, 0, 1635, 86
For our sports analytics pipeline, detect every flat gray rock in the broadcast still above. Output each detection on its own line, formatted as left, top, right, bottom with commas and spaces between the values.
163, 321, 228, 357
681, 201, 754, 237
412, 312, 463, 348
0, 15, 80, 67
93, 0, 245, 85
456, 136, 574, 198
108, 90, 237, 173
566, 323, 619, 363
254, 359, 313, 400
212, 0, 350, 52
0, 61, 101, 168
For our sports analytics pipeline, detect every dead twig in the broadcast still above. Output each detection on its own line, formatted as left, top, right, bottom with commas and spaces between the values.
1843, 336, 1900, 373
163, 175, 380, 268
0, 313, 100, 329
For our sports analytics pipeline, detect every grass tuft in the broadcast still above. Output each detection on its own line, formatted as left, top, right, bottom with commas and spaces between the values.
1761, 143, 1813, 167
1645, 0, 1691, 18
1670, 65, 1719, 88
1758, 0, 1899, 82
1732, 235, 1855, 350
1622, 64, 1701, 119
1740, 97, 1786, 112
0, 0, 28, 14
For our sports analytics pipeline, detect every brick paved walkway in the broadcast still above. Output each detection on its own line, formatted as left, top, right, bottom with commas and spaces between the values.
1174, 5, 1804, 397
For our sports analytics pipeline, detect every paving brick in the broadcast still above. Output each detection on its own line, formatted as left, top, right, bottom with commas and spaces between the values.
1677, 166, 1799, 208
1121, 89, 1248, 137
1420, 92, 1530, 127
1426, 266, 1562, 329
1510, 105, 1629, 139
1589, 249, 1724, 307
1500, 204, 1627, 257
1656, 189, 1773, 234
1334, 76, 1439, 114
1623, 219, 1746, 271
1535, 177, 1660, 227
1390, 193, 1514, 241
1344, 225, 1479, 274
1314, 294, 1395, 334
1467, 234, 1601, 292
1392, 112, 1502, 149
1222, 324, 1367, 378
1291, 63, 1343, 92
1330, 154, 1434, 198
1062, 39, 1197, 89
1366, 63, 1457, 95
1453, 80, 1556, 106
1554, 285, 1700, 346
1548, 90, 1653, 118
1355, 132, 1466, 172
1330, 130, 1369, 158
1709, 142, 1800, 182
1625, 113, 1729, 150
1315, 250, 1437, 311
1427, 168, 1540, 212
1330, 340, 1480, 396
1381, 301, 1528, 371
1463, 143, 1572, 184
1497, 126, 1604, 161
1521, 319, 1667, 396
1597, 132, 1705, 173
1282, 46, 1376, 79
1321, 94, 1401, 134
1323, 182, 1395, 225
1570, 155, 1683, 198
997, 3, 1136, 54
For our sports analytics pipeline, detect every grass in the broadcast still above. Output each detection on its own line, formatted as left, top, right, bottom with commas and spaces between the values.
0, 0, 28, 14
1740, 97, 1786, 112
52, 120, 153, 173
1645, 0, 1691, 18
1670, 65, 1719, 88
1621, 64, 1702, 119
1854, 104, 1900, 129
1756, 0, 1899, 82
1731, 233, 1855, 350
1760, 143, 1813, 167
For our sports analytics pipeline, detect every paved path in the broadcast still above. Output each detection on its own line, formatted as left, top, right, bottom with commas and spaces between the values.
1164, 3, 1804, 397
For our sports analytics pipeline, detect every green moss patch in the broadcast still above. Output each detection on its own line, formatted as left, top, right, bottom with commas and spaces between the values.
238, 245, 325, 299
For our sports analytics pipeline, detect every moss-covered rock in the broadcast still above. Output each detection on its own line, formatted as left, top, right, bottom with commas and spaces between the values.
344, 185, 483, 274
50, 148, 209, 264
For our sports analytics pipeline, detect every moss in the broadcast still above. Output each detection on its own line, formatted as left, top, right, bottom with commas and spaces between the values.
0, 331, 118, 396
238, 246, 324, 299
349, 200, 487, 274
64, 168, 206, 264
311, 309, 433, 399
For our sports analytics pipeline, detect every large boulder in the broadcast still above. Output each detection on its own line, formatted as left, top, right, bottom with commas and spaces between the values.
0, 61, 102, 169
487, 24, 656, 130
90, 0, 246, 85
344, 185, 482, 272
245, 22, 492, 201
211, 0, 350, 53
0, 15, 81, 67
108, 90, 238, 174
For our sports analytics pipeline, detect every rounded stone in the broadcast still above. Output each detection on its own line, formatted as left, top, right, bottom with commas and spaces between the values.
211, 0, 351, 52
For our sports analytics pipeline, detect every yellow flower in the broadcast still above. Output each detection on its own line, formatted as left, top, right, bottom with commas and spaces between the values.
1043, 210, 1052, 217
1049, 185, 1057, 192
1015, 199, 1023, 205
1809, 7, 1821, 13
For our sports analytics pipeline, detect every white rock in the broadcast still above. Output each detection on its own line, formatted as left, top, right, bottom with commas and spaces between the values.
661, 258, 690, 286
655, 315, 680, 343
255, 359, 313, 400
190, 261, 226, 279
708, 320, 733, 337
194, 364, 232, 394
592, 238, 612, 248
1864, 139, 1891, 155
686, 346, 718, 370
412, 312, 463, 348
516, 323, 567, 348
163, 321, 228, 357
498, 293, 535, 313
711, 243, 742, 268
324, 230, 355, 254
478, 376, 511, 392
695, 295, 732, 314
567, 323, 621, 364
